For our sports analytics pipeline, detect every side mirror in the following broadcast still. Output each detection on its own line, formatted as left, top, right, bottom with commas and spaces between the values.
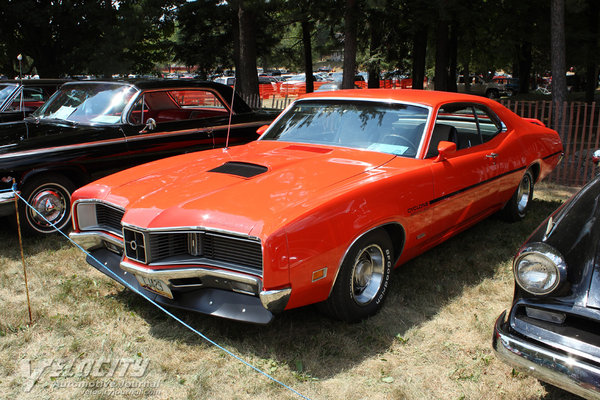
434, 141, 457, 162
256, 124, 269, 137
139, 118, 156, 134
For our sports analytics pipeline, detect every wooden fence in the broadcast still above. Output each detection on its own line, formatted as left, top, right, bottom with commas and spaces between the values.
242, 93, 599, 188
500, 100, 600, 187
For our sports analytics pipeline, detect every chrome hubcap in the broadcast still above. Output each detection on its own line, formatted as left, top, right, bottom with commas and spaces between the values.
28, 188, 68, 230
517, 175, 532, 214
351, 244, 384, 305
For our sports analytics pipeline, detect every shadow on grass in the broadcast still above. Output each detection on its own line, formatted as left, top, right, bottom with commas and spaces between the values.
104, 198, 564, 381
0, 216, 72, 258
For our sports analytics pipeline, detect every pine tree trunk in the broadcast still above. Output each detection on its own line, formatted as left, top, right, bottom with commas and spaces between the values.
550, 0, 567, 139
411, 26, 427, 90
342, 0, 358, 89
237, 0, 259, 98
434, 19, 449, 91
301, 19, 314, 93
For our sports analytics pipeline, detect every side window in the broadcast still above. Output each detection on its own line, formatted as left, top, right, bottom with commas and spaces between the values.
427, 103, 503, 157
169, 90, 227, 112
473, 105, 502, 143
128, 89, 230, 125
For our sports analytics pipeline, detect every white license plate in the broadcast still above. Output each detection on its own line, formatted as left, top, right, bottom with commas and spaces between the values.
134, 275, 173, 299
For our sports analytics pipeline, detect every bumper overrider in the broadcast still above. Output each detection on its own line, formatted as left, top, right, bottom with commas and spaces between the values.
493, 310, 600, 399
69, 231, 291, 324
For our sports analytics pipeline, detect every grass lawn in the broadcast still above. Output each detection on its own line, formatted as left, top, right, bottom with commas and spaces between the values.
0, 182, 585, 400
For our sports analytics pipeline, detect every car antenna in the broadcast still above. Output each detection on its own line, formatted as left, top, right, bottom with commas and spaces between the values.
17, 54, 24, 119
225, 78, 236, 149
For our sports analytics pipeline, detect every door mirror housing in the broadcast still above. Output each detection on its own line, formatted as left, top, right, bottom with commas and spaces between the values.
256, 124, 269, 137
435, 141, 457, 162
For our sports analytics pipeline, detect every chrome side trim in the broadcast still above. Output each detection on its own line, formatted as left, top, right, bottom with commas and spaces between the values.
69, 231, 124, 251
493, 311, 600, 400
0, 190, 16, 205
119, 260, 262, 294
0, 121, 267, 161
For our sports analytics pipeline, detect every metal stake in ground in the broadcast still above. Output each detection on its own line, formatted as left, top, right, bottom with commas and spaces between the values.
12, 178, 33, 324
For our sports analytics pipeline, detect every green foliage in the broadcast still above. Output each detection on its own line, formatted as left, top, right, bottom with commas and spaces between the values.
0, 0, 181, 77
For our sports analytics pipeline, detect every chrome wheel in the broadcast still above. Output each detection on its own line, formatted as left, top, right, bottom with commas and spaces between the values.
516, 173, 532, 214
351, 244, 385, 305
319, 229, 393, 322
19, 175, 75, 235
500, 169, 534, 222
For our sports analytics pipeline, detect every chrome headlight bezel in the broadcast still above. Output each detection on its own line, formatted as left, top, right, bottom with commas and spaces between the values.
513, 242, 567, 296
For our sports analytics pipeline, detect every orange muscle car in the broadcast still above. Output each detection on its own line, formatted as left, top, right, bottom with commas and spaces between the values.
69, 89, 563, 324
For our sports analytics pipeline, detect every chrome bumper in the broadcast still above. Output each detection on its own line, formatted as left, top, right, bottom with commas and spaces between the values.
0, 190, 16, 217
0, 190, 15, 205
69, 230, 291, 323
493, 311, 600, 399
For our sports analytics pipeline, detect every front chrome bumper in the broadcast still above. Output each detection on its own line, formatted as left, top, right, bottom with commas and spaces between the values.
493, 310, 600, 399
70, 231, 291, 324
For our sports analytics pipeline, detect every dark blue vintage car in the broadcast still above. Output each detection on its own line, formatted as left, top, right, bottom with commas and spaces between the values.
493, 155, 600, 399
0, 80, 276, 234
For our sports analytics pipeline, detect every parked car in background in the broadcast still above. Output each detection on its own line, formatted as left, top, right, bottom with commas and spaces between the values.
457, 75, 509, 98
492, 76, 520, 96
69, 90, 562, 324
0, 79, 67, 122
0, 80, 277, 234
280, 73, 327, 96
214, 76, 235, 86
493, 153, 600, 400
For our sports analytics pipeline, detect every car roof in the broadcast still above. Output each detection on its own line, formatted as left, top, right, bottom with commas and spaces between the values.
298, 89, 497, 108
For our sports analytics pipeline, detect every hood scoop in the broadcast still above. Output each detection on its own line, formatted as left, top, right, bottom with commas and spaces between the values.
208, 161, 268, 178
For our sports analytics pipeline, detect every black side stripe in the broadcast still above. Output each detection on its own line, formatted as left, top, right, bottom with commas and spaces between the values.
429, 165, 526, 205
543, 150, 563, 160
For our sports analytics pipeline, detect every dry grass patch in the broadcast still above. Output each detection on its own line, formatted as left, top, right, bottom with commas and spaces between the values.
0, 183, 585, 399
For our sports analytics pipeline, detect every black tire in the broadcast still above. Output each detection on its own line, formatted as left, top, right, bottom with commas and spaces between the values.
500, 170, 534, 222
319, 229, 393, 322
16, 174, 75, 235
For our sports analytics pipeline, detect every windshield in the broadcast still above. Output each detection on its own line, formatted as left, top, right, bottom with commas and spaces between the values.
0, 84, 18, 106
31, 82, 137, 124
261, 100, 429, 158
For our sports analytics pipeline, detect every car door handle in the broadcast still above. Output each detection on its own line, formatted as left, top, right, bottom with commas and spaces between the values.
486, 153, 498, 159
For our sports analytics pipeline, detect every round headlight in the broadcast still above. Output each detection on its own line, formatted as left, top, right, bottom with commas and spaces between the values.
514, 243, 567, 295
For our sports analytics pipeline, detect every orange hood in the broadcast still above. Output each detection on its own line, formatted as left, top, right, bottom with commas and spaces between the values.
81, 141, 397, 237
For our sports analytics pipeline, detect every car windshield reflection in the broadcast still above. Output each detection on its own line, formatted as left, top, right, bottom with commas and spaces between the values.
261, 100, 429, 158
0, 84, 18, 105
31, 82, 138, 125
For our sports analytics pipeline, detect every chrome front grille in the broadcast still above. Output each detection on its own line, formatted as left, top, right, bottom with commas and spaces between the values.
122, 227, 263, 276
149, 233, 188, 260
95, 204, 124, 235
